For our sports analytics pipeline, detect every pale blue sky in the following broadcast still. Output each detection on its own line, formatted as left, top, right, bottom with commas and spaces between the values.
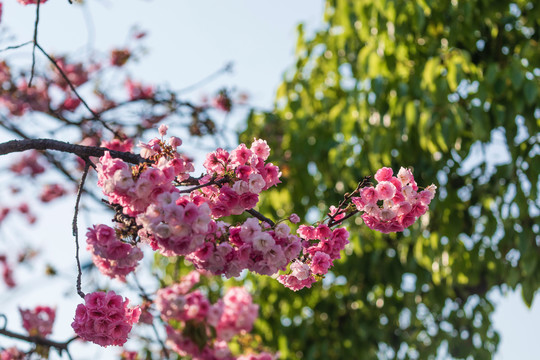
0, 1, 538, 359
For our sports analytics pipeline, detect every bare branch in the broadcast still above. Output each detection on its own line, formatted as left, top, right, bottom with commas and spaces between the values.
73, 161, 91, 299
34, 43, 120, 137
28, 0, 41, 87
0, 41, 33, 53
246, 209, 275, 227
177, 62, 233, 95
0, 327, 77, 355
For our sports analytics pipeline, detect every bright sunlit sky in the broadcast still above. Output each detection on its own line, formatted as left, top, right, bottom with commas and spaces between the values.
0, 1, 539, 359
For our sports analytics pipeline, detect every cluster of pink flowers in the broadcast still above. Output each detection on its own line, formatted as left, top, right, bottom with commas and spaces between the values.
86, 224, 143, 281
187, 218, 302, 278
125, 78, 155, 100
155, 272, 209, 323
352, 167, 437, 233
17, 0, 48, 5
97, 137, 193, 218
213, 286, 259, 341
54, 57, 90, 89
0, 254, 15, 288
0, 347, 25, 360
19, 305, 55, 337
120, 350, 140, 360
9, 151, 45, 177
198, 139, 281, 218
137, 192, 213, 257
156, 272, 271, 359
71, 291, 140, 347
212, 90, 232, 112
278, 224, 349, 291
39, 183, 66, 203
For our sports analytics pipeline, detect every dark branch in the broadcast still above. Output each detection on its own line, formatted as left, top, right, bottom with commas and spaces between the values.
0, 327, 77, 354
0, 138, 146, 164
0, 41, 33, 53
28, 0, 41, 87
327, 176, 371, 227
246, 209, 275, 227
178, 176, 229, 194
328, 209, 359, 228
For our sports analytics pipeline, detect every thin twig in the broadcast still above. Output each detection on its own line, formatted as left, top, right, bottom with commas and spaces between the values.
72, 161, 90, 299
0, 41, 33, 53
326, 176, 371, 227
28, 0, 41, 86
246, 209, 275, 227
178, 176, 229, 194
33, 43, 120, 136
328, 209, 359, 228
177, 62, 233, 94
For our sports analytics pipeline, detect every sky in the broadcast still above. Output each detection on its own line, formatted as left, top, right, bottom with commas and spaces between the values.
0, 0, 538, 359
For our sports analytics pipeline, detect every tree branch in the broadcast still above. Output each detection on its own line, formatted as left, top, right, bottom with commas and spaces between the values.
0, 41, 33, 53
34, 43, 120, 137
0, 138, 146, 164
0, 327, 77, 355
72, 161, 91, 299
28, 0, 41, 87
246, 209, 275, 227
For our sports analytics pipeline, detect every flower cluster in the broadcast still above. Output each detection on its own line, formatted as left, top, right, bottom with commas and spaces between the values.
19, 306, 55, 337
0, 347, 25, 360
278, 224, 349, 291
187, 218, 302, 278
214, 286, 259, 341
0, 254, 15, 288
352, 167, 437, 233
156, 272, 271, 359
199, 139, 281, 218
17, 0, 48, 5
86, 224, 143, 282
39, 183, 66, 203
71, 291, 141, 347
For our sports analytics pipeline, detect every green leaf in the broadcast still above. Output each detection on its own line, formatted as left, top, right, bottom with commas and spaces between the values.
523, 80, 538, 106
509, 61, 524, 91
521, 280, 536, 308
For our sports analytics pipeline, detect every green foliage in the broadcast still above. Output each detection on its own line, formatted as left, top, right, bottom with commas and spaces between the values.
241, 0, 539, 358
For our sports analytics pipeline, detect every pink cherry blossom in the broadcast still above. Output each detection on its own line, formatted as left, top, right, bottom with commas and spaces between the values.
71, 291, 140, 347
374, 167, 393, 182
19, 306, 55, 337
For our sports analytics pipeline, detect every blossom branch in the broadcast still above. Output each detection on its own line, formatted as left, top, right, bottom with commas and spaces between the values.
327, 176, 371, 227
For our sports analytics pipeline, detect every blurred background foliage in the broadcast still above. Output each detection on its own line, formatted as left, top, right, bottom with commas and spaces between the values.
238, 0, 539, 359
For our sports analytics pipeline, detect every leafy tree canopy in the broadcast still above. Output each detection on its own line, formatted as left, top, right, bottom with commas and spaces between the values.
241, 0, 539, 358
